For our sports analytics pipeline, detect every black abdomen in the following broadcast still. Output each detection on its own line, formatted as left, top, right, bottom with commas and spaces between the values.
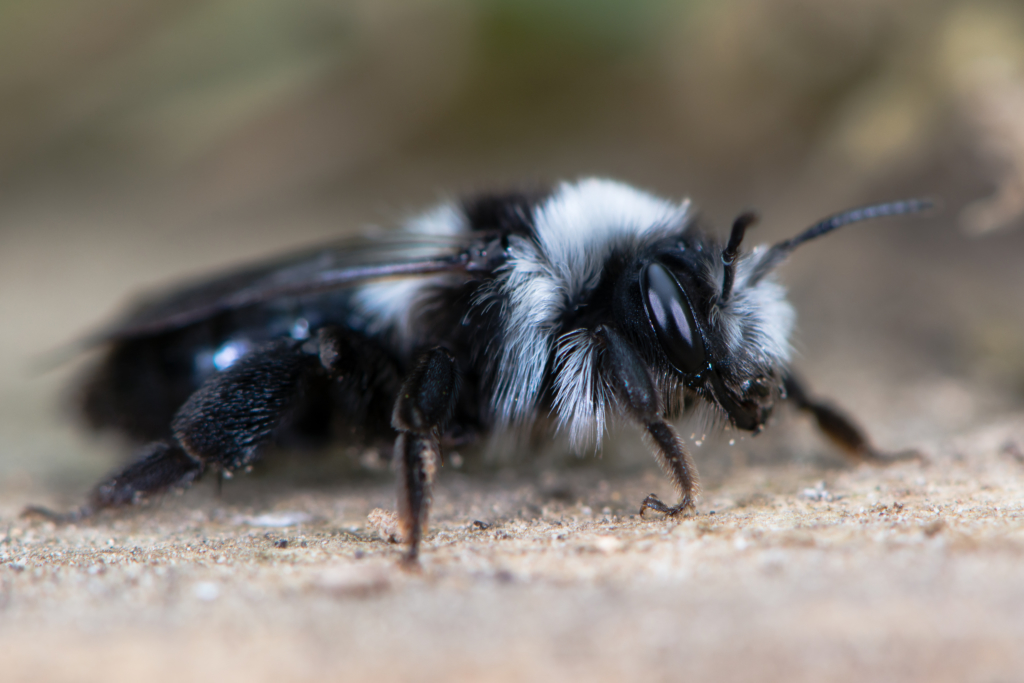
81, 294, 362, 442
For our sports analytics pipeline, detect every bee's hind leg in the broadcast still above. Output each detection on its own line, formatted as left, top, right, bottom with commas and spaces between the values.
782, 372, 920, 464
21, 439, 204, 522
390, 348, 460, 564
91, 442, 205, 516
24, 339, 322, 522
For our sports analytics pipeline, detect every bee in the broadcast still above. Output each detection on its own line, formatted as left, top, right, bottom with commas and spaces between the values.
30, 178, 930, 561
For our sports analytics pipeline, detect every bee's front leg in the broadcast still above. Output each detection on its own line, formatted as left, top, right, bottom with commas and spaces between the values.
596, 325, 700, 518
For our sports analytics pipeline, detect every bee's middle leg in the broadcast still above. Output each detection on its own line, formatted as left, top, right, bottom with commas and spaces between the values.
390, 347, 459, 564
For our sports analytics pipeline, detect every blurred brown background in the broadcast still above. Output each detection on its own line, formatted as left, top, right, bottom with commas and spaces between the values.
3, 3, 1024, 681
3, 0, 1024, 487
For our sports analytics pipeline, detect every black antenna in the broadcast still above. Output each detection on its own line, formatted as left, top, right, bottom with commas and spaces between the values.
720, 211, 758, 305
748, 198, 933, 285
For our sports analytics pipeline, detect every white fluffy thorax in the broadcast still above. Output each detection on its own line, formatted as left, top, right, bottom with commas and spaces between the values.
488, 178, 692, 428
349, 203, 467, 349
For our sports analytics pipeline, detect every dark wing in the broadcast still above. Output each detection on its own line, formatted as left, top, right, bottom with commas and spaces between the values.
91, 232, 503, 342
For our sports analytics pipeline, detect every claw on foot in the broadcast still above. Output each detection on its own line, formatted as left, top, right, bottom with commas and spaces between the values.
639, 493, 694, 518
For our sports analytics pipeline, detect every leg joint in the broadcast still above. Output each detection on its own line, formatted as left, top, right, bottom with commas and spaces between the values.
392, 347, 459, 434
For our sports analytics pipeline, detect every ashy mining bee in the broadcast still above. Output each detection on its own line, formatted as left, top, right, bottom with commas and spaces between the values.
30, 178, 930, 561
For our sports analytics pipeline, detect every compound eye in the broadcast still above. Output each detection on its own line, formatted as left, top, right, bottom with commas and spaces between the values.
640, 262, 706, 375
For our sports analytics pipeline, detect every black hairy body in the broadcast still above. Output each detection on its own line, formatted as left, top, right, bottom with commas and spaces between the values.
32, 179, 929, 561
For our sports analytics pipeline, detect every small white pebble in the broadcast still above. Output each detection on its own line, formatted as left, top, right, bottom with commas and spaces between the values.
193, 582, 221, 602
799, 481, 834, 502
593, 535, 623, 553
367, 508, 403, 543
236, 512, 313, 528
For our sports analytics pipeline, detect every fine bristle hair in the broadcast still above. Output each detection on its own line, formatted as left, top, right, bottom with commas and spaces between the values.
485, 178, 691, 427
720, 211, 758, 305
749, 198, 933, 285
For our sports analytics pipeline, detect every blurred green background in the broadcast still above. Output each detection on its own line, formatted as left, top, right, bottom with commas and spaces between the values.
2, 0, 1024, 492
2, 0, 1023, 218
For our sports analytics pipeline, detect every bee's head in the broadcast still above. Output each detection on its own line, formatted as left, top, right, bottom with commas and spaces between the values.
639, 253, 786, 433
639, 199, 931, 432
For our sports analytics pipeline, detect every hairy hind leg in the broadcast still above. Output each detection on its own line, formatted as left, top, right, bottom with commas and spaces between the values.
55, 339, 317, 518
27, 330, 402, 520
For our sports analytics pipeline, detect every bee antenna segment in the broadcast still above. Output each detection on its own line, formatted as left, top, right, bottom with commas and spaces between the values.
720, 211, 758, 305
748, 198, 934, 285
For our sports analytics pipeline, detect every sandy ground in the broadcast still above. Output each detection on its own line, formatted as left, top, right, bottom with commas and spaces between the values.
2, 420, 1024, 683
2, 182, 1024, 683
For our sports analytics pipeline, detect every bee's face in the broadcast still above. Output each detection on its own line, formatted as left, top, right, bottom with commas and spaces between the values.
710, 370, 782, 433
639, 256, 785, 433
